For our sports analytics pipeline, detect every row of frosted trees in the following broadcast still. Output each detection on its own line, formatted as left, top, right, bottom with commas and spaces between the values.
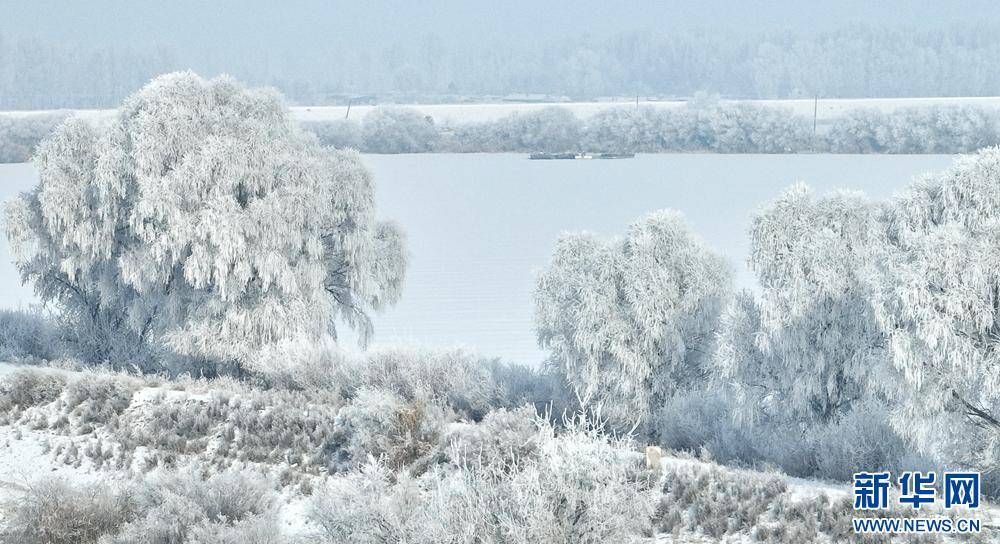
310, 103, 1000, 154
533, 154, 1000, 487
7, 102, 1000, 163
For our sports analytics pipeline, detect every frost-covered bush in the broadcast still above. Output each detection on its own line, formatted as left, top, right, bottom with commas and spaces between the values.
655, 462, 787, 539
251, 342, 563, 421
3, 72, 406, 370
106, 385, 343, 471
246, 334, 350, 390
810, 400, 908, 482
0, 308, 60, 361
1, 470, 282, 544
331, 387, 450, 470
362, 107, 439, 153
653, 387, 756, 465
0, 113, 68, 163
0, 479, 137, 544
310, 417, 655, 544
0, 368, 66, 411
534, 210, 732, 430
304, 118, 364, 149
440, 405, 539, 470
119, 469, 279, 542
357, 348, 557, 419
61, 374, 136, 426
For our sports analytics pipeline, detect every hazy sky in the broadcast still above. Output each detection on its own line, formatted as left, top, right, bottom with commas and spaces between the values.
5, 1, 999, 53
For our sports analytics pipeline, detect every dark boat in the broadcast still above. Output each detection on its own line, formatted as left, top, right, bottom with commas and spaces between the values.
529, 152, 580, 160
529, 151, 634, 160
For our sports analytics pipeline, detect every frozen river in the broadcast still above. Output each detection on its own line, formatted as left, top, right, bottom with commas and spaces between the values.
0, 153, 955, 363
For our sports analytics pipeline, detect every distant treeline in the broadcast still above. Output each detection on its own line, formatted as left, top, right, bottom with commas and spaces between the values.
6, 103, 1000, 163
7, 24, 1000, 109
305, 103, 1000, 155
0, 113, 69, 163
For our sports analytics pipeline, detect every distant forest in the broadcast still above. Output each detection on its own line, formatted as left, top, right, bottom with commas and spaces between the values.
5, 24, 1000, 109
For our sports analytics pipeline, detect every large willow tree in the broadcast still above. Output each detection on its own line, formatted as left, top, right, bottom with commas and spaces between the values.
874, 148, 1000, 473
718, 185, 891, 425
4, 72, 406, 369
533, 210, 732, 429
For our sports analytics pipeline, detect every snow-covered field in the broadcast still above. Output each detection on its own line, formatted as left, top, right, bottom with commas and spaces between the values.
6, 96, 1000, 125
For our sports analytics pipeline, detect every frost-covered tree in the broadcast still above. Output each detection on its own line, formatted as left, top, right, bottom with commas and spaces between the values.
824, 108, 892, 153
361, 107, 439, 153
449, 107, 583, 153
873, 148, 1000, 472
534, 210, 731, 429
701, 104, 811, 153
497, 107, 583, 152
4, 72, 406, 369
0, 113, 69, 163
718, 185, 891, 424
304, 119, 364, 150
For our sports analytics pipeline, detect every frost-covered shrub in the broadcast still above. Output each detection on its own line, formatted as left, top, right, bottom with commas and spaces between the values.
0, 479, 137, 544
217, 390, 342, 469
104, 469, 281, 543
247, 335, 349, 391
358, 348, 537, 419
252, 341, 560, 420
481, 358, 576, 419
61, 374, 136, 427
3, 72, 406, 370
653, 387, 756, 465
810, 400, 907, 482
440, 405, 539, 470
0, 113, 68, 163
311, 417, 655, 544
655, 462, 787, 539
332, 387, 451, 469
535, 210, 732, 430
0, 368, 66, 410
304, 118, 364, 149
3, 470, 283, 544
0, 308, 60, 361
362, 107, 439, 153
114, 391, 232, 458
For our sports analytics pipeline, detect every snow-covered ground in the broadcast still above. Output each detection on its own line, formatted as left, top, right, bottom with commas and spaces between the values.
5, 96, 1000, 126
2, 359, 996, 542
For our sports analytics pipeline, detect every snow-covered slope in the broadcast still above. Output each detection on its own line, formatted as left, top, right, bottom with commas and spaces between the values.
0, 361, 996, 543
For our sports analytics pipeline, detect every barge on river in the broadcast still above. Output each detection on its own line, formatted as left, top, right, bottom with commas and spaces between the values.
529, 152, 635, 160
